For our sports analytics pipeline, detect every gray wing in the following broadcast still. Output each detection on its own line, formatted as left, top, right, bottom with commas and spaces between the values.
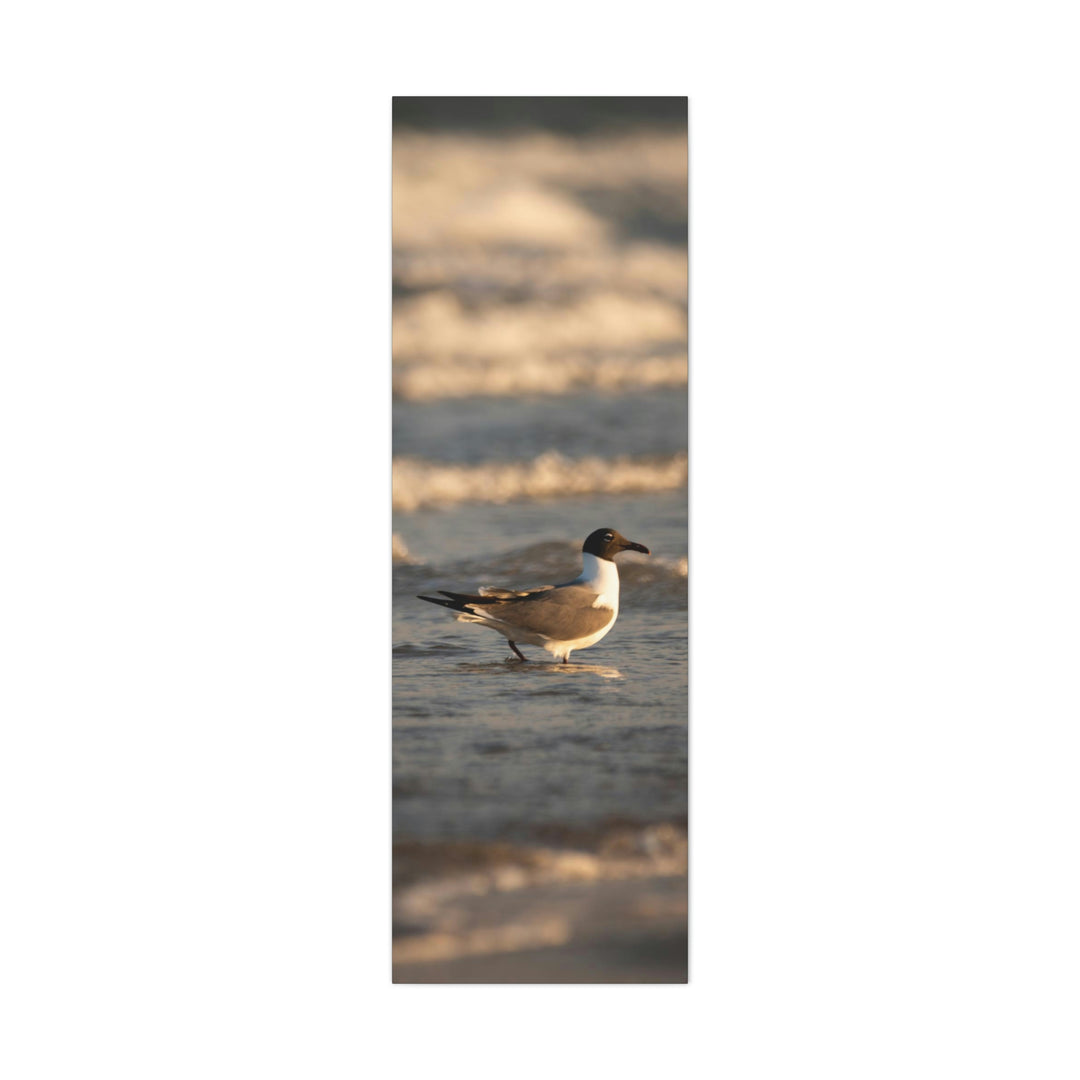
475, 585, 613, 639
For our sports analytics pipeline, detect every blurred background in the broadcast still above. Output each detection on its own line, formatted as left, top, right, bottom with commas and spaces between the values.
392, 98, 688, 982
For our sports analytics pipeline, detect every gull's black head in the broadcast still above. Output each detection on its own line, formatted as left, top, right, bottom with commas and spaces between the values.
582, 527, 651, 562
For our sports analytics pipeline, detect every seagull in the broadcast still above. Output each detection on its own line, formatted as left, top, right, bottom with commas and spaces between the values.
417, 527, 650, 663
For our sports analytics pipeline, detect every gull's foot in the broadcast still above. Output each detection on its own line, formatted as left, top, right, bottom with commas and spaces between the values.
508, 641, 528, 662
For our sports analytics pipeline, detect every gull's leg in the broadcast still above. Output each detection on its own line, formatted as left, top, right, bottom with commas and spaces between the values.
508, 641, 527, 661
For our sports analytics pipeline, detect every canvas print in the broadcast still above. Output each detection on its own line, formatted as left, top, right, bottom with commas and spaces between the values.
392, 97, 688, 982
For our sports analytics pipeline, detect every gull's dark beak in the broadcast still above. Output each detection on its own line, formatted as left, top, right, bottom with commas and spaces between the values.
622, 540, 650, 555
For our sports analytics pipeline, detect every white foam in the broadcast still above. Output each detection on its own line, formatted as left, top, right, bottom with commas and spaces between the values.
391, 533, 415, 564
394, 352, 687, 401
393, 130, 687, 252
393, 289, 685, 363
392, 451, 688, 512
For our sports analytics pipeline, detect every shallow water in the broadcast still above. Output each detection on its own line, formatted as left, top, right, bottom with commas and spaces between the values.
391, 504, 687, 979
393, 388, 687, 464
392, 493, 687, 845
391, 114, 687, 978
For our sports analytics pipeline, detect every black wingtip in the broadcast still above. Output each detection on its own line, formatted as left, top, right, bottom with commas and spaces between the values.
417, 594, 459, 610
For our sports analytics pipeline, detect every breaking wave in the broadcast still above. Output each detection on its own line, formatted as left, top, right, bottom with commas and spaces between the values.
393, 130, 687, 253
391, 533, 416, 564
394, 289, 685, 360
394, 352, 686, 401
392, 130, 687, 404
392, 451, 687, 512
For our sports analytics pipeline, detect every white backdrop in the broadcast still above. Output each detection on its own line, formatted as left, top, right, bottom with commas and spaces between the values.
2, 2, 1078, 1077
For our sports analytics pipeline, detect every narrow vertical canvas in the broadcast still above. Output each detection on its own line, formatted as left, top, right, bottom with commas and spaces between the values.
392, 97, 688, 982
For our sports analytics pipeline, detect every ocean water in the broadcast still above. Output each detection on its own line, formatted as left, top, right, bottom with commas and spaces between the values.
393, 487, 688, 842
392, 414, 688, 980
392, 114, 687, 980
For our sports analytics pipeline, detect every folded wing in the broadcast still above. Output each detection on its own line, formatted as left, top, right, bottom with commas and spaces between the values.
465, 585, 613, 640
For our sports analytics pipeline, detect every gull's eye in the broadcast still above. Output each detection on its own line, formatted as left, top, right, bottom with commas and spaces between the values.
603, 532, 613, 542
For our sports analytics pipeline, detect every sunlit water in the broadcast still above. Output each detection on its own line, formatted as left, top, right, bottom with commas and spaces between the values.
391, 118, 686, 975
393, 487, 687, 845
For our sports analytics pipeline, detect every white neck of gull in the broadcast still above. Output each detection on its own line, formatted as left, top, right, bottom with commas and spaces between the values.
574, 552, 621, 601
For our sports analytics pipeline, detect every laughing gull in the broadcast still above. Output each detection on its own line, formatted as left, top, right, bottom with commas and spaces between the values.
417, 527, 650, 663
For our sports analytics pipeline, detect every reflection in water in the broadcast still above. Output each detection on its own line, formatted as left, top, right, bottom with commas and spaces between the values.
454, 661, 623, 679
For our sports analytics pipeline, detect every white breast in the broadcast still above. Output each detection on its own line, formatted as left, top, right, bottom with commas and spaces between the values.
574, 552, 620, 613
